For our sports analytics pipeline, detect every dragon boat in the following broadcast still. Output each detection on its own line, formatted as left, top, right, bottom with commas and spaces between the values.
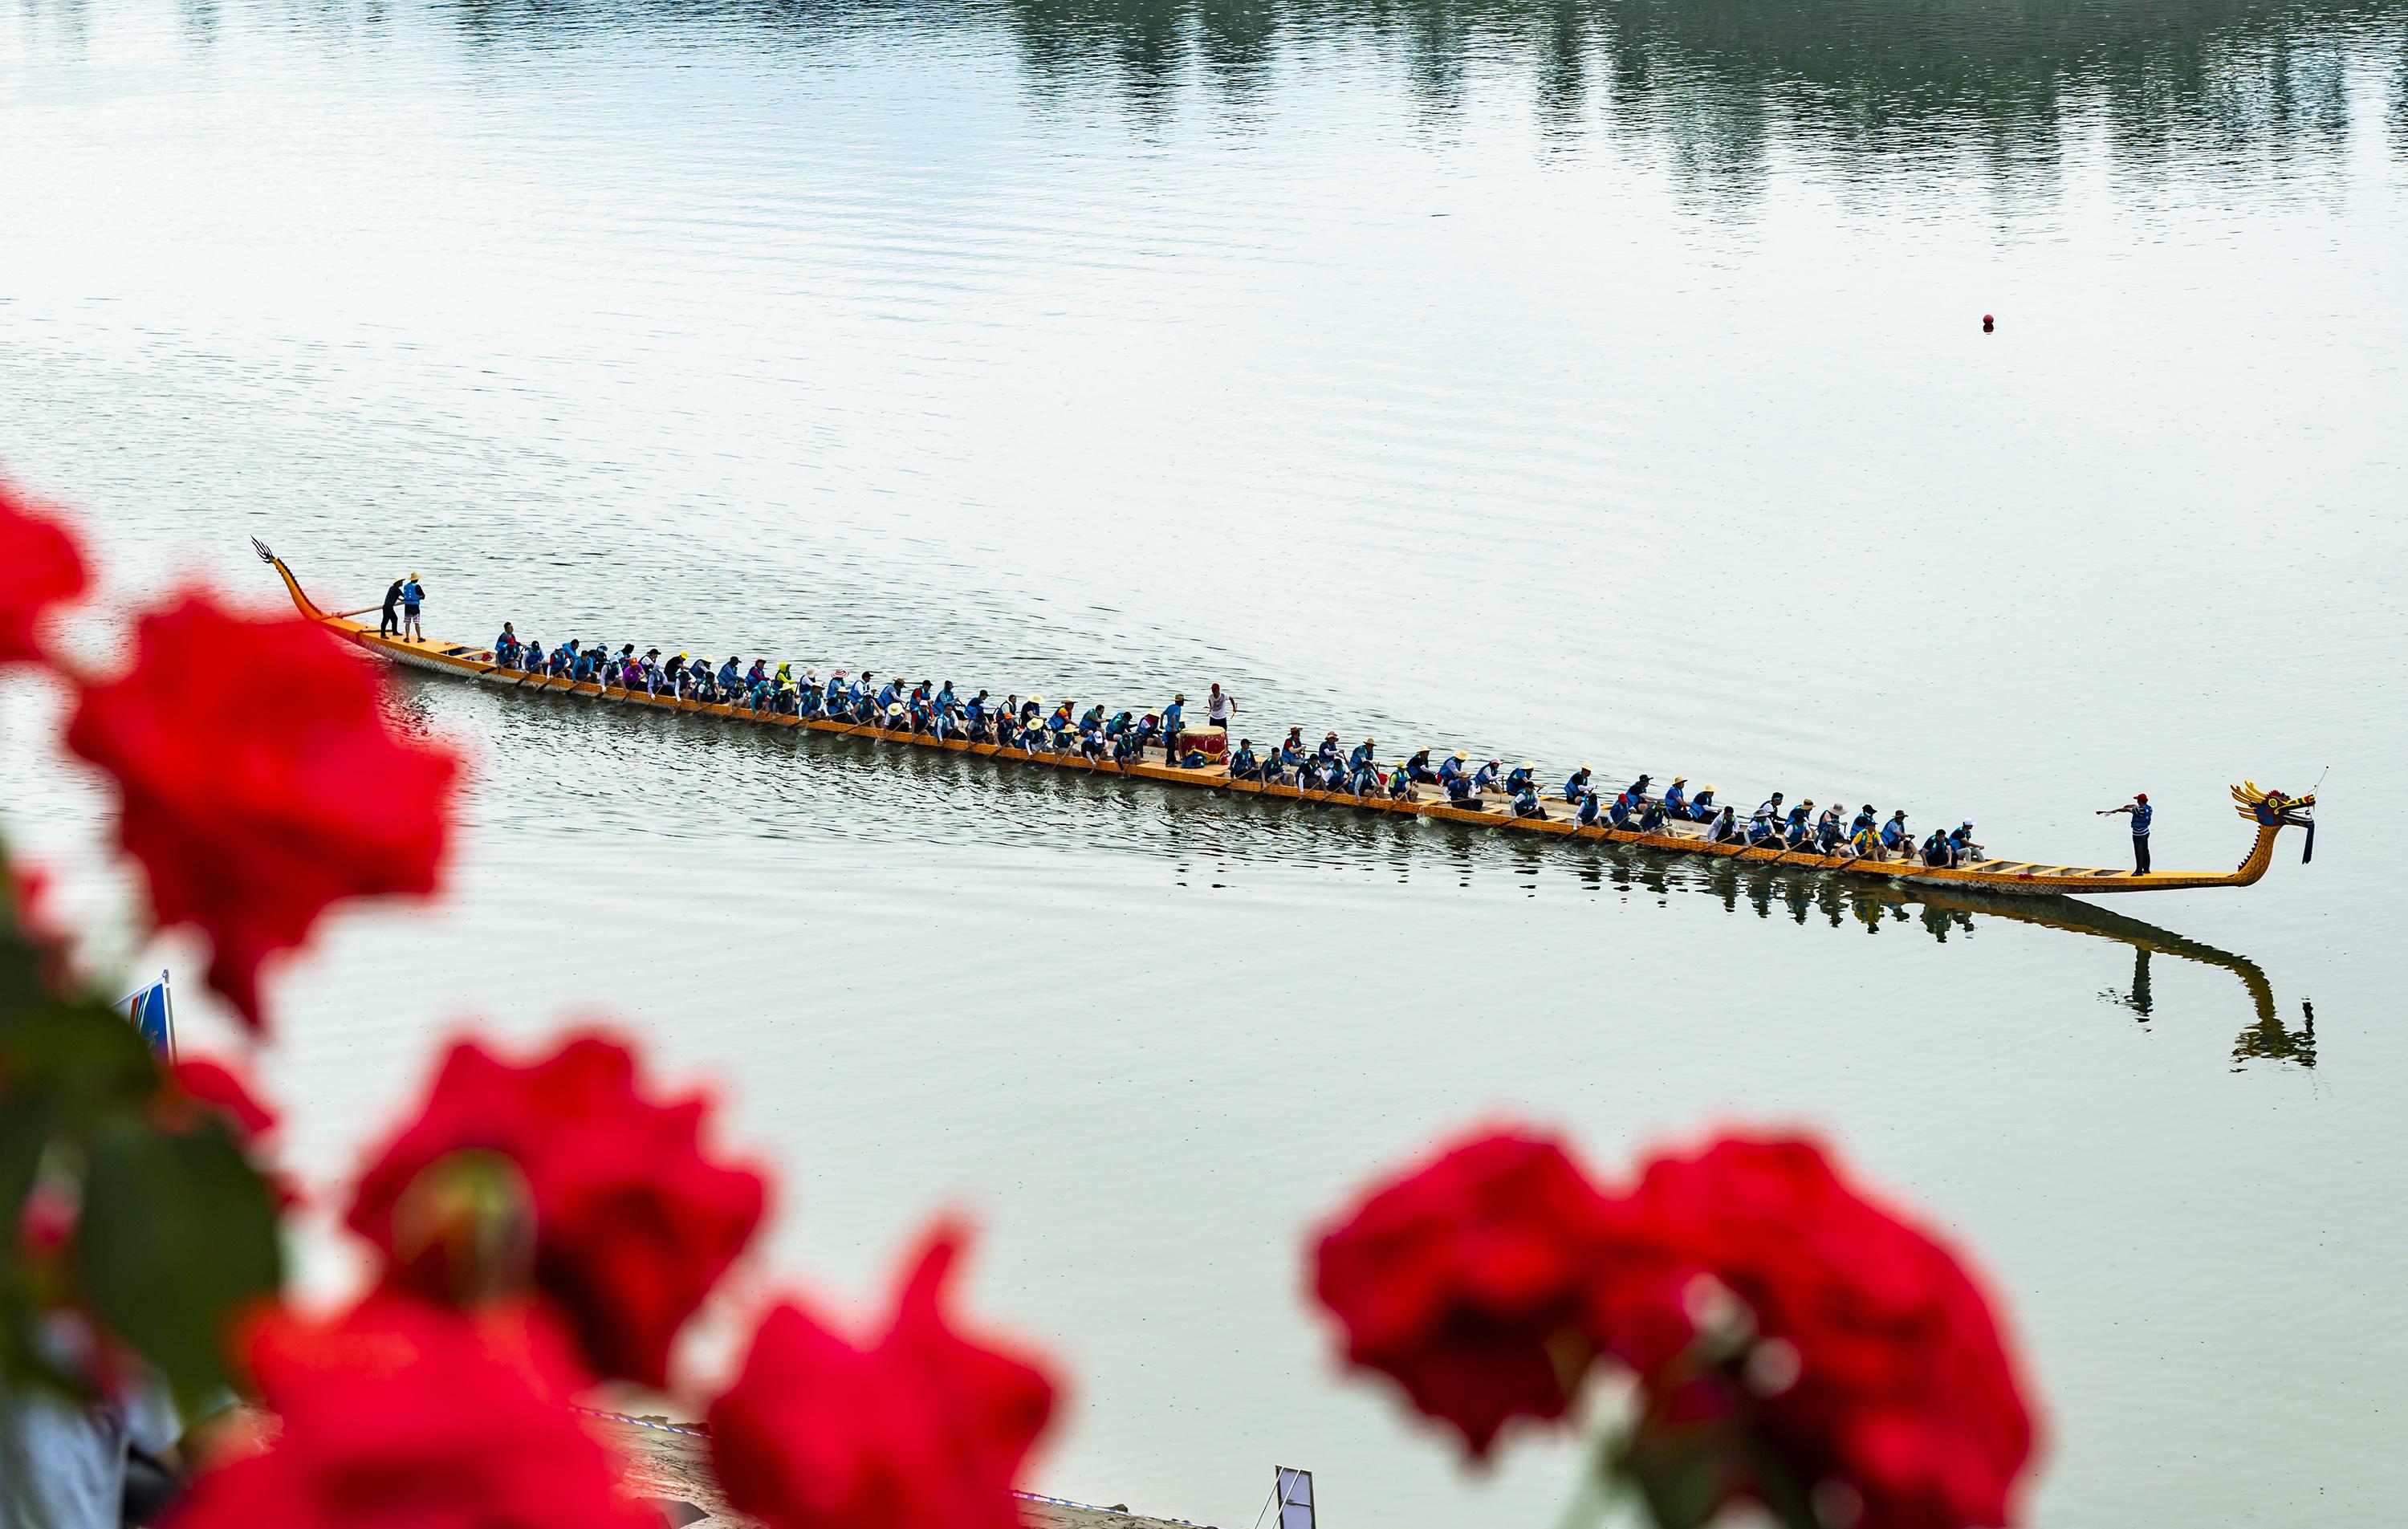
258, 543, 2315, 900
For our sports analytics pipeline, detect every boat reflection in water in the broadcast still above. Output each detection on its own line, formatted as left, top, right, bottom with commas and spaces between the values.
1683, 854, 2314, 1072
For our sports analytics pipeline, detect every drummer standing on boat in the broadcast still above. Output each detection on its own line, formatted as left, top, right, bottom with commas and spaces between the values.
2099, 792, 2152, 872
1206, 683, 1233, 735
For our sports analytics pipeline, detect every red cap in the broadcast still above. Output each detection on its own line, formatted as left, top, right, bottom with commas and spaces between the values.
2135, 792, 2148, 803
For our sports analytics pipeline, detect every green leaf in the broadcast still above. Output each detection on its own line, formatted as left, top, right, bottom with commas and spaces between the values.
0, 998, 157, 1115
0, 1090, 59, 1235
76, 1119, 283, 1402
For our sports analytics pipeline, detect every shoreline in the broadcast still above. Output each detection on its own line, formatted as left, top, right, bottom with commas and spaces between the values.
592, 1412, 1217, 1529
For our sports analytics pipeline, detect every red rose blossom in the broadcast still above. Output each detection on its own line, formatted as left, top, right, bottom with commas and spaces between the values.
168, 1057, 279, 1139
64, 593, 459, 1028
0, 479, 87, 662
709, 1225, 1057, 1529
1310, 1128, 1625, 1457
168, 1295, 656, 1529
1605, 1134, 2040, 1529
348, 1031, 767, 1388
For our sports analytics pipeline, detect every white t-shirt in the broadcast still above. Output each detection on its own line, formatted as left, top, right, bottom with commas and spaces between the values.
1206, 692, 1233, 723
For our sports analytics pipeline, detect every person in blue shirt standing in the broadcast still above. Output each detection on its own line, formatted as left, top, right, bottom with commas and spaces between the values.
400, 571, 425, 640
2099, 792, 2153, 872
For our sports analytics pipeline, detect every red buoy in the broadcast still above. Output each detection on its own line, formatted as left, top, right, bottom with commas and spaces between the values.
1982, 314, 1995, 332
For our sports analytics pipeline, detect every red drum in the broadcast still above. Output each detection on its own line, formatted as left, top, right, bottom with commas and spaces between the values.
1178, 726, 1228, 759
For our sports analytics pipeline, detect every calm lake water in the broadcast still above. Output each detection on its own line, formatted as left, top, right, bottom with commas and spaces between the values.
5, 0, 2407, 1523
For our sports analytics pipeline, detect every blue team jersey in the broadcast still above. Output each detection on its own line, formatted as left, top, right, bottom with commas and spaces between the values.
2131, 803, 2153, 836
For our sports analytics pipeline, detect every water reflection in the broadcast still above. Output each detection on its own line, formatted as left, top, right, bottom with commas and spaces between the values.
430, 0, 2408, 177
425, 671, 2313, 1068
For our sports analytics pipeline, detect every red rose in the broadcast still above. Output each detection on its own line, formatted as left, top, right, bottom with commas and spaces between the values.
168, 1057, 279, 1139
709, 1225, 1057, 1529
348, 1031, 767, 1388
1310, 1128, 1623, 1457
0, 479, 87, 662
169, 1295, 657, 1529
1607, 1135, 2040, 1529
64, 593, 459, 1028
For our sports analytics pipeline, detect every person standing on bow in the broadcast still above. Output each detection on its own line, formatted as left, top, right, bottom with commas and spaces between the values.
2099, 792, 2153, 872
400, 571, 425, 640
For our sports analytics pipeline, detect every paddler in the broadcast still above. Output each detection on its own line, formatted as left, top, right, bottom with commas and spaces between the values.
1229, 738, 1259, 780
1686, 783, 1718, 822
1511, 783, 1545, 819
1472, 757, 1503, 793
1752, 791, 1785, 835
1849, 814, 1879, 857
1564, 764, 1595, 803
1879, 809, 1912, 858
1504, 762, 1536, 795
1406, 747, 1438, 784
1348, 738, 1379, 775
1662, 778, 1690, 818
1438, 750, 1469, 788
1815, 804, 1846, 855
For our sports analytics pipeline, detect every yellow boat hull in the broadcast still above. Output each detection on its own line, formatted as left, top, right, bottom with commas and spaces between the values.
263, 553, 2308, 900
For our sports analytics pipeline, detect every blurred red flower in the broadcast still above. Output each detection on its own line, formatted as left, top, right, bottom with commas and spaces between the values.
63, 593, 458, 1029
1310, 1128, 1622, 1457
348, 1031, 767, 1389
0, 480, 87, 662
169, 1295, 656, 1529
1609, 1134, 2039, 1529
167, 1057, 279, 1139
709, 1226, 1056, 1529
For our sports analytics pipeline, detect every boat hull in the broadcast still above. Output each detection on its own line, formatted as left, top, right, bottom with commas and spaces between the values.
265, 557, 2292, 899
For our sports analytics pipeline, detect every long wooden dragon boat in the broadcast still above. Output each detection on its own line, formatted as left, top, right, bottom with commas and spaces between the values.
259, 543, 2314, 900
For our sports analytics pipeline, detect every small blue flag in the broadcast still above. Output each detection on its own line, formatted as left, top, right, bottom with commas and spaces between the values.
121, 972, 175, 1059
